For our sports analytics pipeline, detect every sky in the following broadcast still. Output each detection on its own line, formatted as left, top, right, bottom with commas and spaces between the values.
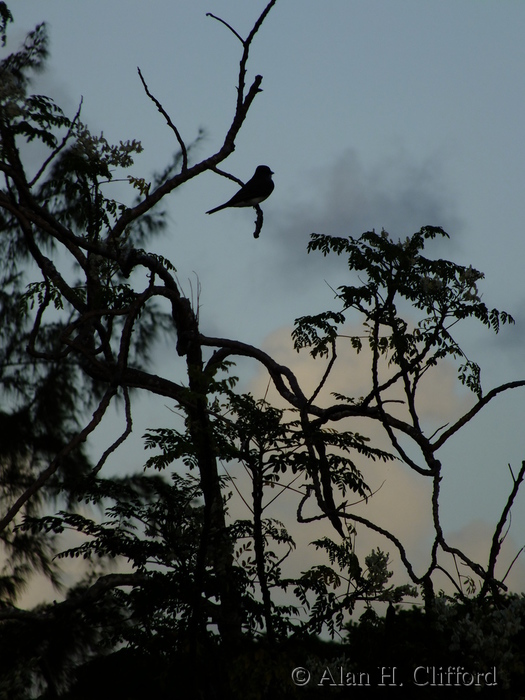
4, 1, 525, 601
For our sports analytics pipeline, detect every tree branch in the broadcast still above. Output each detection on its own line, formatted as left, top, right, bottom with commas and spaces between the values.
433, 380, 525, 450
137, 67, 188, 170
0, 387, 117, 533
481, 460, 525, 597
28, 97, 84, 187
0, 572, 149, 622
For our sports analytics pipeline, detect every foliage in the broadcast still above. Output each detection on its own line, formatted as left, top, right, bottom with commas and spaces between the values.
295, 227, 514, 400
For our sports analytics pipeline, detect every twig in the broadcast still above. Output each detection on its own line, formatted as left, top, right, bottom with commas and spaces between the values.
433, 381, 525, 450
370, 311, 432, 476
221, 461, 253, 515
209, 165, 243, 187
137, 66, 188, 170
434, 564, 464, 597
339, 509, 424, 586
308, 340, 337, 407
262, 472, 304, 510
501, 545, 525, 586
208, 0, 277, 117
29, 97, 83, 187
481, 460, 525, 596
92, 387, 133, 475
253, 204, 263, 238
206, 13, 244, 44
0, 387, 117, 533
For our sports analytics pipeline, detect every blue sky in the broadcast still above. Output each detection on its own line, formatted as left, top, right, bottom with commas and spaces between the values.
5, 1, 525, 594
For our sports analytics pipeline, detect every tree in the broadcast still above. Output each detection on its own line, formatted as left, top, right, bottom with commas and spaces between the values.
1, 3, 524, 698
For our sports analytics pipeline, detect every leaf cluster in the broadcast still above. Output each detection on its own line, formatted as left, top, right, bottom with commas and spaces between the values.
295, 540, 417, 638
295, 227, 514, 398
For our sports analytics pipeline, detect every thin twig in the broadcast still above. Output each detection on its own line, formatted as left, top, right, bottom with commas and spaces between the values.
29, 97, 83, 187
0, 387, 117, 533
206, 13, 244, 44
501, 546, 525, 586
221, 461, 253, 515
308, 340, 337, 407
92, 387, 133, 475
339, 510, 423, 586
433, 381, 525, 450
137, 66, 188, 170
262, 472, 304, 510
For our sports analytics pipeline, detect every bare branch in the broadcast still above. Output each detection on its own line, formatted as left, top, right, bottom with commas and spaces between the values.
434, 564, 464, 597
209, 166, 243, 187
340, 509, 425, 586
308, 340, 337, 407
501, 546, 525, 586
433, 380, 525, 450
0, 387, 117, 533
481, 460, 525, 596
109, 5, 274, 241
108, 74, 264, 241
206, 13, 244, 44
208, 0, 277, 111
137, 67, 188, 170
91, 387, 133, 476
202, 334, 308, 408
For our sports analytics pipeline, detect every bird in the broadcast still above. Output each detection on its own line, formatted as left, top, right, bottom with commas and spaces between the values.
206, 165, 274, 214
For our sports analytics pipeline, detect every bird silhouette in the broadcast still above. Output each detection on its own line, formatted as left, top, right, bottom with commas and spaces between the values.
206, 165, 274, 214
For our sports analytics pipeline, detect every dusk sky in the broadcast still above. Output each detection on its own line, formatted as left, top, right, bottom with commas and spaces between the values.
5, 1, 525, 599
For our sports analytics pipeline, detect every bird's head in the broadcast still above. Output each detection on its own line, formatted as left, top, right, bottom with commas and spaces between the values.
255, 165, 274, 176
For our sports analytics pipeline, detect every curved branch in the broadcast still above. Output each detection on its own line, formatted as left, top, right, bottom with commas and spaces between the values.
201, 333, 439, 463
432, 380, 525, 449
137, 67, 187, 170
206, 13, 244, 44
307, 339, 337, 407
202, 334, 308, 408
340, 510, 425, 587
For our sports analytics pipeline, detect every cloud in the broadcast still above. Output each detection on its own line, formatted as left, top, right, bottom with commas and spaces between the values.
266, 147, 463, 283
245, 324, 525, 595
250, 323, 470, 432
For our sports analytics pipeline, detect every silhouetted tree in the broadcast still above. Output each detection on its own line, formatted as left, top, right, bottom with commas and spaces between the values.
1, 3, 524, 698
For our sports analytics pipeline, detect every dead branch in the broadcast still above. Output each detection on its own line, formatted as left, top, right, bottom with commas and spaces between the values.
481, 460, 525, 597
137, 67, 188, 170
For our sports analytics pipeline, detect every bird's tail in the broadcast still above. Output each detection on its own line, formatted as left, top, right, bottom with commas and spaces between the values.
206, 204, 227, 215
